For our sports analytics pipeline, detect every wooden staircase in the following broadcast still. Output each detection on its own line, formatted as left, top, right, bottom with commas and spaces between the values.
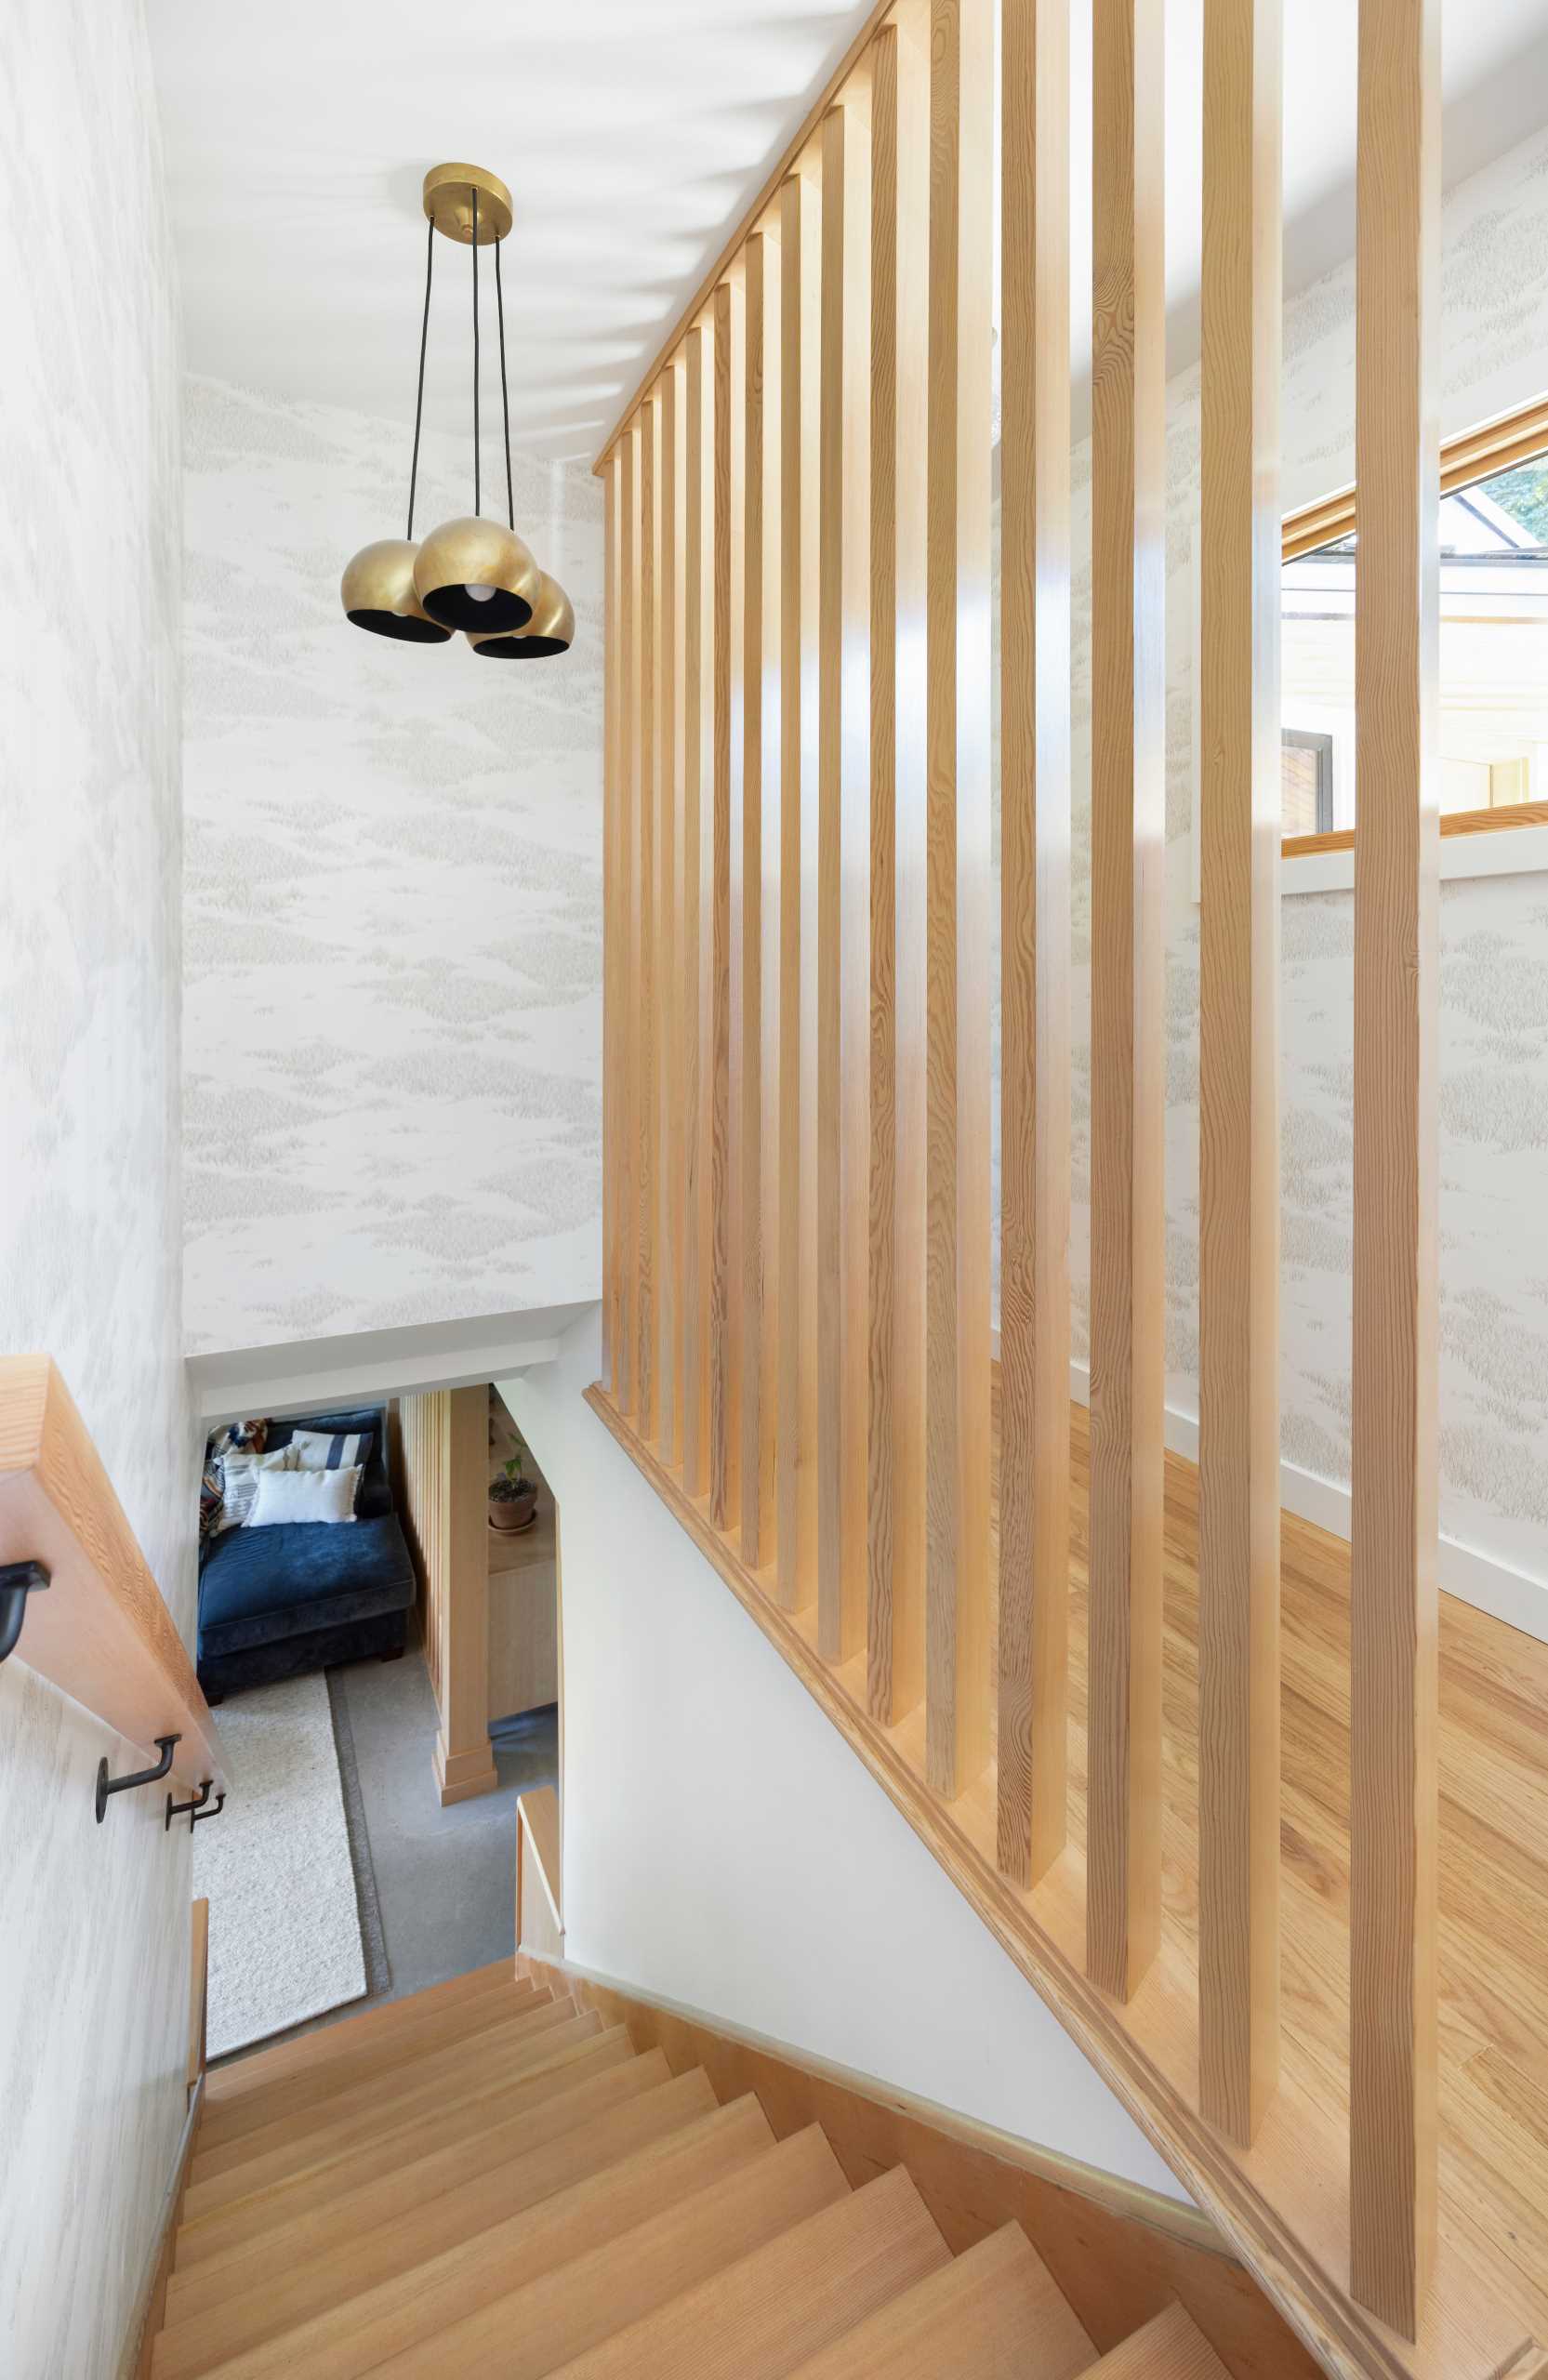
148, 1961, 1235, 2380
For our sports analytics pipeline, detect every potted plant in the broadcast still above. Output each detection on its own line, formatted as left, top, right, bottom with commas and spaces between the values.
489, 1448, 537, 1533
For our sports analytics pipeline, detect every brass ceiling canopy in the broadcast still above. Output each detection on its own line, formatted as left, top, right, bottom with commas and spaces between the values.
340, 161, 575, 661
422, 162, 512, 245
470, 572, 576, 659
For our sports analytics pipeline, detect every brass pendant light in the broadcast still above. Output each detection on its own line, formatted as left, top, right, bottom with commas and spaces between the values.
340, 163, 575, 660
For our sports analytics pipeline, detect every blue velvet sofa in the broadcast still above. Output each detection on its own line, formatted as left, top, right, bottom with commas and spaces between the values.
197, 1405, 416, 1701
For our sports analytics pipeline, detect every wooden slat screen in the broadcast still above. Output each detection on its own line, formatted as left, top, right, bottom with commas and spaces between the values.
594, 0, 1443, 2344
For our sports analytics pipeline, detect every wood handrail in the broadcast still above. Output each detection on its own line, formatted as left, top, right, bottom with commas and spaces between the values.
0, 1355, 227, 1794
517, 1783, 562, 1924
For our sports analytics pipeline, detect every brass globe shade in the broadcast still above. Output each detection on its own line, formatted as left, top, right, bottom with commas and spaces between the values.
468, 572, 575, 659
413, 514, 540, 636
340, 539, 452, 643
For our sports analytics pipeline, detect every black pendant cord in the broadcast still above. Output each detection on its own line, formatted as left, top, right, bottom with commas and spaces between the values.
495, 235, 515, 532
471, 184, 482, 516
405, 215, 435, 541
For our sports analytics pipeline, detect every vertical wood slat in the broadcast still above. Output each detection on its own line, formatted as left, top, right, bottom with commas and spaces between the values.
656, 364, 681, 1466
681, 328, 711, 1500
776, 169, 822, 1614
741, 233, 774, 1567
618, 426, 640, 1419
817, 96, 872, 1665
709, 280, 739, 1531
637, 402, 658, 1440
602, 454, 620, 1395
867, 7, 929, 1727
1349, 0, 1440, 2334
1087, 0, 1166, 2000
1197, 0, 1283, 2144
923, 0, 993, 1798
998, 0, 1072, 1885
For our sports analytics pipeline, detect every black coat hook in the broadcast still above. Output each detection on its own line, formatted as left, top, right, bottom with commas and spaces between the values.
96, 1735, 179, 1824
165, 1780, 226, 1832
0, 1561, 50, 1663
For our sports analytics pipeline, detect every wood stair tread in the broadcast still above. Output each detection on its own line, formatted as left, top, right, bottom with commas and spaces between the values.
172, 2031, 638, 2269
203, 1963, 530, 2106
782, 2222, 1096, 2380
183, 2010, 609, 2216
199, 1985, 553, 2149
1077, 2304, 1232, 2378
166, 2050, 677, 2314
153, 2068, 720, 2371
542, 2160, 950, 2380
192, 1994, 578, 2179
179, 2095, 801, 2380
337, 2119, 851, 2380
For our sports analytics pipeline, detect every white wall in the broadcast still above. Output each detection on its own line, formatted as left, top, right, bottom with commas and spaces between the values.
180, 378, 604, 1358
0, 1, 198, 2370
501, 1310, 1187, 2206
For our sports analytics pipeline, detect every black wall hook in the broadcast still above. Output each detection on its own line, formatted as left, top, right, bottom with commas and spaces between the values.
0, 1561, 50, 1663
96, 1734, 179, 1824
165, 1780, 226, 1832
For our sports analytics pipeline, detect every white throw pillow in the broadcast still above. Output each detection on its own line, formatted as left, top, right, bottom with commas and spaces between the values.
217, 1446, 297, 1533
288, 1427, 372, 1474
247, 1463, 363, 1528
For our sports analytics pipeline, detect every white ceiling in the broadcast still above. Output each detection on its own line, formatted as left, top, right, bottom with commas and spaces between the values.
149, 0, 1548, 468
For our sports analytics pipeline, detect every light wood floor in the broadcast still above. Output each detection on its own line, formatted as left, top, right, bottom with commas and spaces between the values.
990, 1394, 1548, 2347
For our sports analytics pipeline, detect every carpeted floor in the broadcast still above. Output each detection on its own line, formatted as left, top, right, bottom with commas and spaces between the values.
192, 1671, 368, 2056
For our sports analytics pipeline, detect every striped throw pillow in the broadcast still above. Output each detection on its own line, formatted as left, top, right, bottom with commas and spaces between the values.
288, 1427, 373, 1474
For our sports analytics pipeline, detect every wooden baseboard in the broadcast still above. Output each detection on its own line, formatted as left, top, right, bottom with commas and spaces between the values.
516, 1950, 1321, 2380
431, 1730, 498, 1805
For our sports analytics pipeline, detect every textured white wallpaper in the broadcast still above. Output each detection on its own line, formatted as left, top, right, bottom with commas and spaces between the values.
0, 0, 197, 2372
992, 121, 1548, 1603
180, 381, 604, 1356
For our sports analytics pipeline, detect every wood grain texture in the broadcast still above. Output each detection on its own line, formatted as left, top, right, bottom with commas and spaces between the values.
399, 1388, 497, 1806
602, 454, 620, 1393
1349, 0, 1441, 2336
681, 325, 711, 1501
617, 426, 640, 1417
1087, 0, 1167, 2000
523, 1952, 1322, 2380
549, 2165, 947, 2380
0, 1355, 226, 1792
781, 2223, 1095, 2380
816, 99, 871, 1663
637, 398, 658, 1442
656, 364, 681, 1466
187, 1900, 208, 2098
709, 280, 740, 1531
740, 232, 774, 1569
776, 168, 822, 1616
1280, 392, 1548, 562
1082, 2300, 1232, 2379
923, 0, 993, 1799
1197, 0, 1282, 2147
867, 12, 929, 1732
998, 0, 1072, 1888
589, 1381, 1548, 2380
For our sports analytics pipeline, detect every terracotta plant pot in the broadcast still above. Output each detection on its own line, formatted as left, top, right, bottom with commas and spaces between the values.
489, 1483, 537, 1533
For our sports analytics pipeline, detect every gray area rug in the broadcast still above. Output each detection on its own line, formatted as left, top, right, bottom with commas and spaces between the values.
193, 1672, 372, 2056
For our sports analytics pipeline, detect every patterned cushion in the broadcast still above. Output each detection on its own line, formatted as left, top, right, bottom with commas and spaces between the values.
201, 1419, 270, 1542
217, 1446, 297, 1533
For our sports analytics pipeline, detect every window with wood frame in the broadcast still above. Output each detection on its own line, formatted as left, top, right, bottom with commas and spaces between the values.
1280, 398, 1548, 855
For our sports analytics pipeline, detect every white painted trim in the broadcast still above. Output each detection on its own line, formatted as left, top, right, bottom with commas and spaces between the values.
187, 1302, 593, 1424
988, 1329, 1548, 1646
